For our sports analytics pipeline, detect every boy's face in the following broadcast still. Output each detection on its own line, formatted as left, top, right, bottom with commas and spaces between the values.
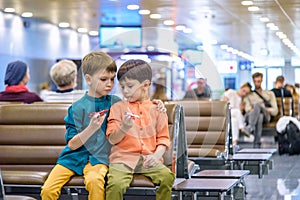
119, 78, 149, 102
85, 69, 116, 98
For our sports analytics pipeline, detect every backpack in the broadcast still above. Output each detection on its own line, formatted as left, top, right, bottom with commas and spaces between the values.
277, 121, 300, 155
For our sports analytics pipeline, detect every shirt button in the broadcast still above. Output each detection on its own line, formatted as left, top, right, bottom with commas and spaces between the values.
140, 128, 143, 131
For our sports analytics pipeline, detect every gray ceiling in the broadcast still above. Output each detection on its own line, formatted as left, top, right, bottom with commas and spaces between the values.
1, 0, 300, 62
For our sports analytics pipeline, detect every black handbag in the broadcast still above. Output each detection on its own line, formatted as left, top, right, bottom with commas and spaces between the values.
254, 90, 272, 108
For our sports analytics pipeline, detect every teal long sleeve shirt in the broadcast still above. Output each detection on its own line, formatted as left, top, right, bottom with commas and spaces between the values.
56, 93, 121, 175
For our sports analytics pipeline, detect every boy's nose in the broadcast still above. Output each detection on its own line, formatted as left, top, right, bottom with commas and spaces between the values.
107, 80, 113, 86
123, 87, 130, 94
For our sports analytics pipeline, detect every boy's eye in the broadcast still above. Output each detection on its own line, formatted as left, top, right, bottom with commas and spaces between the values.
111, 78, 115, 81
100, 78, 107, 82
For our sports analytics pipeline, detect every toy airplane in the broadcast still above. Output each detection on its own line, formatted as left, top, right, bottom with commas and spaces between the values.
124, 112, 140, 119
88, 109, 109, 118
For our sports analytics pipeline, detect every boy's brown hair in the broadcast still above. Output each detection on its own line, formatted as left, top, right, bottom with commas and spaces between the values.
81, 51, 117, 75
117, 59, 152, 83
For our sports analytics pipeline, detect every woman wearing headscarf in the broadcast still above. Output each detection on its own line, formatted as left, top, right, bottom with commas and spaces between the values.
0, 60, 43, 104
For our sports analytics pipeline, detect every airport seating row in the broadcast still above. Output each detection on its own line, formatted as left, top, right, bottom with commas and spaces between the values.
0, 101, 276, 199
169, 100, 233, 168
173, 100, 276, 177
263, 97, 298, 137
169, 100, 275, 199
0, 103, 194, 199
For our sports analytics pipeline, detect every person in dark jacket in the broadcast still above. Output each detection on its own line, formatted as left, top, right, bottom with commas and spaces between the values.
183, 78, 211, 100
0, 60, 43, 104
271, 75, 292, 98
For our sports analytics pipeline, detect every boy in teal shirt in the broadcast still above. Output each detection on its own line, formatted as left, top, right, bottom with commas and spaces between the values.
41, 51, 120, 200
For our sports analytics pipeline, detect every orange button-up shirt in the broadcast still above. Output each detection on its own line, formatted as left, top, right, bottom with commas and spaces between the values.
106, 99, 170, 169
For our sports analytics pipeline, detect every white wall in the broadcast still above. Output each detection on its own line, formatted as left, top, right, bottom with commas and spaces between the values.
0, 12, 98, 92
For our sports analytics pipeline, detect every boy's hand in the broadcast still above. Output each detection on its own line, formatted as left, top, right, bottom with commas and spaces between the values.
142, 154, 160, 168
120, 115, 133, 133
74, 113, 106, 149
89, 113, 106, 130
152, 99, 167, 113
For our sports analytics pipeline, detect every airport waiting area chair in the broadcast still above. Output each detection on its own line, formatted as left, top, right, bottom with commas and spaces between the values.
0, 103, 194, 199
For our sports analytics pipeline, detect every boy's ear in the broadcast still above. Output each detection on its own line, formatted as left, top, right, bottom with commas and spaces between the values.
84, 74, 92, 85
143, 80, 151, 87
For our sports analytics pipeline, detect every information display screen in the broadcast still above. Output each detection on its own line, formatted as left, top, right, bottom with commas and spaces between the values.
99, 26, 142, 48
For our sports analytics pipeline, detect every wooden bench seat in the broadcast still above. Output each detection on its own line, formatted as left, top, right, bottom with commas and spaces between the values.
0, 103, 192, 198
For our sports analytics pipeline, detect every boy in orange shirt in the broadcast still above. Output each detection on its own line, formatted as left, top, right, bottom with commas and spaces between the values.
106, 59, 175, 200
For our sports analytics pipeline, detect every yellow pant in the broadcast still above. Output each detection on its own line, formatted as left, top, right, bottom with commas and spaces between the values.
106, 161, 175, 200
41, 163, 108, 200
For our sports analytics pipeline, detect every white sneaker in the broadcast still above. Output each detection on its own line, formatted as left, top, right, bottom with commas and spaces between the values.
244, 134, 254, 142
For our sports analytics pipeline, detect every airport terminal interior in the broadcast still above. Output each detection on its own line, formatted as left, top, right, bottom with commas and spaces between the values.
1, 0, 300, 199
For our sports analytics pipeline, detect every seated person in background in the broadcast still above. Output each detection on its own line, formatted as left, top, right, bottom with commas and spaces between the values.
183, 77, 211, 99
222, 82, 252, 151
243, 72, 278, 148
39, 81, 51, 100
285, 83, 300, 118
42, 59, 86, 102
151, 78, 169, 102
295, 83, 300, 95
0, 60, 43, 104
285, 84, 299, 99
106, 59, 175, 200
271, 75, 292, 97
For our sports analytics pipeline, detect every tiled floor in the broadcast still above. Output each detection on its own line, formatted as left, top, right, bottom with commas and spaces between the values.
240, 136, 300, 200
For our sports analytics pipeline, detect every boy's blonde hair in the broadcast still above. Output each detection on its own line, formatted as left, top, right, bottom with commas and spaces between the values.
81, 51, 117, 75
50, 59, 77, 87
